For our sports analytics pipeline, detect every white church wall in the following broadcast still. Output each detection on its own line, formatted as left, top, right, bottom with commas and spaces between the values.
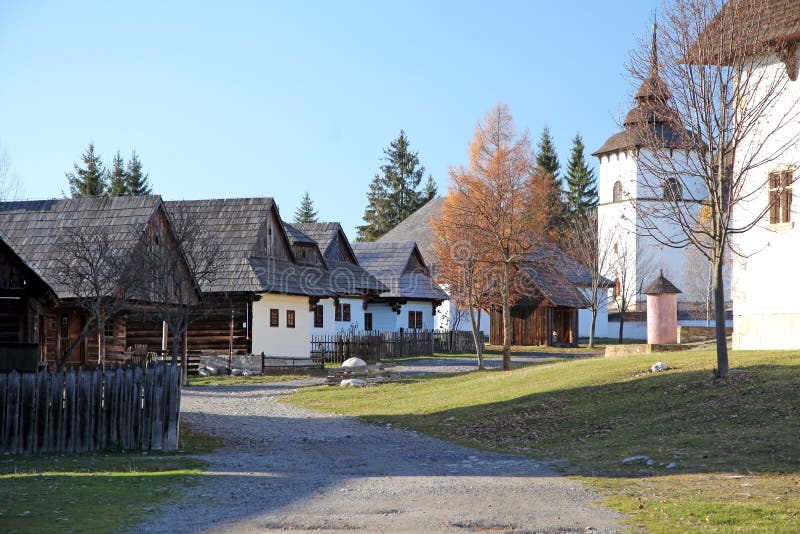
730, 51, 800, 350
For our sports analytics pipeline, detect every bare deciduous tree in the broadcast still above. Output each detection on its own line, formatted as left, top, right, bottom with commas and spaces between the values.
612, 231, 657, 343
139, 202, 222, 383
627, 0, 800, 376
55, 226, 137, 369
562, 209, 614, 348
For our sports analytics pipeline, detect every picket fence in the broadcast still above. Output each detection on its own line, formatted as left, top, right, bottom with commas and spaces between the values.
0, 364, 181, 454
311, 330, 479, 364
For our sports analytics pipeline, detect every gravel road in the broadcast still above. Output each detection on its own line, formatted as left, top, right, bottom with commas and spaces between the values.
136, 375, 621, 533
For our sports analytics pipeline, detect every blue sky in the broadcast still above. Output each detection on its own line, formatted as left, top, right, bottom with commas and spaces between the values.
0, 1, 657, 237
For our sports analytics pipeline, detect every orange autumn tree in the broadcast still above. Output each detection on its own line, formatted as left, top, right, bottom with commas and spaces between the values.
435, 102, 553, 370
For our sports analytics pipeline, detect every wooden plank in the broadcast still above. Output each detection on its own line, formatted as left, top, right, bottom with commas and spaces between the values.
19, 372, 35, 454
75, 369, 89, 453
92, 370, 103, 451
102, 370, 113, 450
111, 367, 123, 446
133, 367, 143, 449
35, 370, 49, 453
64, 369, 76, 453
50, 371, 63, 452
122, 368, 134, 450
150, 365, 164, 450
164, 364, 181, 451
4, 371, 20, 453
141, 364, 154, 450
0, 373, 6, 451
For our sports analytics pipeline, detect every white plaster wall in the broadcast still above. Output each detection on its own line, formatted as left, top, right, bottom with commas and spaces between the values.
578, 288, 608, 339
365, 303, 398, 333
400, 301, 436, 332
312, 297, 365, 335
252, 293, 311, 358
435, 296, 490, 335
730, 52, 800, 349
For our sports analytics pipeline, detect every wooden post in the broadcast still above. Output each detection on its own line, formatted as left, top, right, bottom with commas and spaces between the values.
228, 309, 234, 374
161, 321, 168, 353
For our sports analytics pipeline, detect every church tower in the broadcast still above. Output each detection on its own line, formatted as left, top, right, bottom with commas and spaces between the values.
592, 24, 715, 339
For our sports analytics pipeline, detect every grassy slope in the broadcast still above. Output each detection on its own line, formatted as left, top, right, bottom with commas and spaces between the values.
0, 424, 222, 532
187, 369, 323, 386
288, 350, 800, 533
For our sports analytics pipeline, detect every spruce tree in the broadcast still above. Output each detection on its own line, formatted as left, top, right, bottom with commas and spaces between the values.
357, 130, 435, 241
535, 127, 566, 232
125, 149, 152, 195
108, 150, 128, 196
564, 133, 598, 220
294, 192, 319, 223
67, 143, 108, 197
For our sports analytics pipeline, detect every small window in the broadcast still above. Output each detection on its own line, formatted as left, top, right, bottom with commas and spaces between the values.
286, 310, 295, 328
342, 303, 351, 322
612, 181, 623, 202
104, 318, 115, 339
769, 170, 793, 224
335, 302, 342, 322
408, 310, 423, 330
614, 278, 621, 299
313, 304, 324, 328
662, 178, 682, 201
269, 308, 279, 327
364, 312, 373, 331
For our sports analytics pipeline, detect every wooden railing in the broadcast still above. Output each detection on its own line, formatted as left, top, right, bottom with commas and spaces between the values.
0, 363, 181, 454
311, 330, 479, 365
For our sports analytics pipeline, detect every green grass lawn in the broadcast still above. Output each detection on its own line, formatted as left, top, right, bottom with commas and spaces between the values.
287, 349, 800, 533
0, 423, 221, 532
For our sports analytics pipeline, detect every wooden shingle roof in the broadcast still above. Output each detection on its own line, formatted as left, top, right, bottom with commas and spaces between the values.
0, 196, 163, 298
351, 240, 447, 301
376, 197, 444, 267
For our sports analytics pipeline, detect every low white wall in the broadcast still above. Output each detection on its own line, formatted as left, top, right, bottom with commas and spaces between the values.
733, 313, 800, 350
579, 307, 608, 339
312, 297, 365, 335
252, 293, 311, 358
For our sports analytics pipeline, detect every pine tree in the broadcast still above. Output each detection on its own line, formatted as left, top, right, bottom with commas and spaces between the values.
125, 149, 152, 195
535, 127, 566, 233
67, 143, 108, 197
564, 133, 598, 220
108, 150, 128, 196
357, 130, 434, 241
294, 192, 319, 223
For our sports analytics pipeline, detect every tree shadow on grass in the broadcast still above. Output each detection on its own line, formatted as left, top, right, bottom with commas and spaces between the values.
383, 364, 800, 478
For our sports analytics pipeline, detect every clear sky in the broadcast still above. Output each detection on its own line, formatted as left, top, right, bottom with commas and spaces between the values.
0, 0, 657, 237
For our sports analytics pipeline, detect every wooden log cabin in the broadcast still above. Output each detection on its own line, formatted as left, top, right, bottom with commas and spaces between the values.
489, 248, 593, 347
126, 198, 338, 360
0, 196, 195, 370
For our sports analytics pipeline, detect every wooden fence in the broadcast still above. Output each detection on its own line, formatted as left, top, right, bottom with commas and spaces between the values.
0, 363, 181, 454
311, 330, 480, 365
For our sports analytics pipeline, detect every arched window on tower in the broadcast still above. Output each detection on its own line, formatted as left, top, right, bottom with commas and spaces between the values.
662, 178, 682, 201
612, 181, 623, 202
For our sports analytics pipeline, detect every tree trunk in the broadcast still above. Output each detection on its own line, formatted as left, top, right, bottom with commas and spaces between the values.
713, 253, 729, 378
181, 328, 188, 386
98, 311, 106, 371
617, 307, 625, 344
589, 309, 597, 348
501, 261, 512, 371
468, 305, 484, 369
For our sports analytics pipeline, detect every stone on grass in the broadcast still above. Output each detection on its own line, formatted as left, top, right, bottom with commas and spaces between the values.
342, 357, 367, 368
231, 368, 244, 376
650, 362, 669, 372
205, 365, 218, 375
242, 369, 257, 376
340, 378, 366, 387
665, 462, 678, 469
622, 455, 651, 464
197, 368, 210, 377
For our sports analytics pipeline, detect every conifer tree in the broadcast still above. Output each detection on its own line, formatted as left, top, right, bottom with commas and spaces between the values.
108, 150, 128, 196
125, 149, 152, 195
564, 133, 598, 220
357, 130, 436, 241
294, 192, 319, 223
67, 143, 108, 197
536, 127, 566, 233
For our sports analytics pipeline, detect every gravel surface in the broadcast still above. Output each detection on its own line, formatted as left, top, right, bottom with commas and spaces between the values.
135, 375, 622, 533
393, 353, 601, 377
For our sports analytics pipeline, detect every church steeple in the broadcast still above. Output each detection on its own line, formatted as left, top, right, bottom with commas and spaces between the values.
649, 20, 658, 79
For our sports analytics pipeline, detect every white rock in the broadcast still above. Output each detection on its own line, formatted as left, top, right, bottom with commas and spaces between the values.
622, 455, 651, 464
651, 362, 668, 372
197, 368, 210, 377
340, 378, 366, 387
242, 369, 257, 376
205, 365, 217, 375
665, 462, 678, 469
342, 357, 367, 368
231, 368, 244, 376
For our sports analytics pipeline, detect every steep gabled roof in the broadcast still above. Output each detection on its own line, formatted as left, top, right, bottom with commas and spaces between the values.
525, 243, 615, 288
521, 263, 590, 309
165, 198, 331, 297
291, 222, 358, 264
376, 197, 444, 267
351, 240, 447, 301
0, 196, 163, 298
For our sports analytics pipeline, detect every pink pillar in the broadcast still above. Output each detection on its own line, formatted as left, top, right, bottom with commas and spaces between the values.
647, 293, 678, 344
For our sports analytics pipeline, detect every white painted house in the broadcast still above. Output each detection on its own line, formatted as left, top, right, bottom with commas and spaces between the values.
283, 222, 387, 336
702, 3, 800, 349
351, 241, 448, 333
593, 32, 731, 340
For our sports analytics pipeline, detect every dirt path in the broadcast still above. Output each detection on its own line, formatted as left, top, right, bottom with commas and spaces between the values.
135, 378, 622, 533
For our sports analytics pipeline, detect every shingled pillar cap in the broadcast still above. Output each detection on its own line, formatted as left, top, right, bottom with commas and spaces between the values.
644, 269, 682, 295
